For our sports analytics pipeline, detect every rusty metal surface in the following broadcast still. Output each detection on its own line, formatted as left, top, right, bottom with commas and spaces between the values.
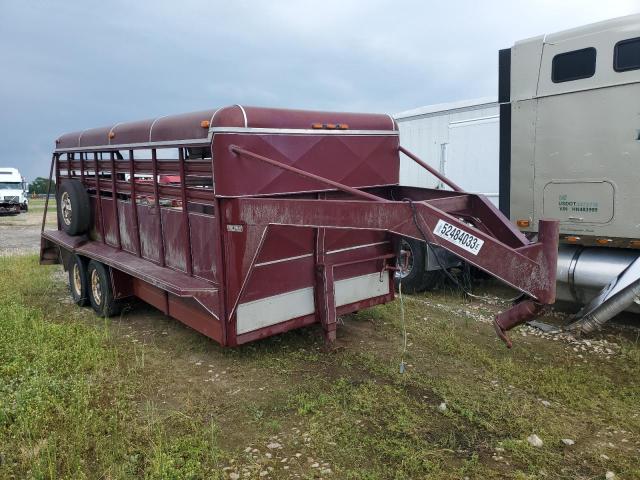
214, 134, 399, 197
44, 105, 559, 348
56, 106, 396, 151
212, 105, 396, 130
56, 109, 216, 150
42, 229, 220, 315
221, 196, 557, 310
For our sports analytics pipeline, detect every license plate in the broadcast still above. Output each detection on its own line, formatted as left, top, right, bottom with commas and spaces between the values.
433, 219, 484, 255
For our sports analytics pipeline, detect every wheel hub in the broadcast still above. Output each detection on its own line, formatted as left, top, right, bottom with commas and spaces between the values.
91, 269, 102, 306
397, 240, 414, 279
72, 263, 82, 295
60, 192, 72, 226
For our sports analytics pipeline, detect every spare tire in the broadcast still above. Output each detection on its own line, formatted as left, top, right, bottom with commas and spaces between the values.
57, 179, 90, 235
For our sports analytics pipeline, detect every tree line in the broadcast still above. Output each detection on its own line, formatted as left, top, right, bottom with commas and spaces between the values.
28, 177, 56, 194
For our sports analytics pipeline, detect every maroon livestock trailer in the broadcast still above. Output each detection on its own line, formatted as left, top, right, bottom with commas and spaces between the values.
40, 105, 559, 348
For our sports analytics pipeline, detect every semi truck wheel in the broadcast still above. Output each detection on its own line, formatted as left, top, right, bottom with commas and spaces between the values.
68, 254, 89, 306
57, 179, 90, 235
87, 260, 121, 317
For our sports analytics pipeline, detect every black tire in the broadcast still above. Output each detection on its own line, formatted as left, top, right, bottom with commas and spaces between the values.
57, 179, 90, 235
420, 269, 443, 291
395, 238, 443, 293
68, 254, 89, 306
87, 260, 121, 317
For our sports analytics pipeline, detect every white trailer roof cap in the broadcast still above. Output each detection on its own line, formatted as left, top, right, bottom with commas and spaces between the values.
394, 97, 497, 120
545, 13, 640, 43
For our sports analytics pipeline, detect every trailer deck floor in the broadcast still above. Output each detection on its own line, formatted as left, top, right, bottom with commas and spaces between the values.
43, 229, 218, 296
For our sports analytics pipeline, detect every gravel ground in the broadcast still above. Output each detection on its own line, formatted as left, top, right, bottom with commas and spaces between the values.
0, 203, 56, 256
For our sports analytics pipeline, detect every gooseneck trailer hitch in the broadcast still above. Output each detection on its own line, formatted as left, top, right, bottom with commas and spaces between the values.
230, 144, 559, 348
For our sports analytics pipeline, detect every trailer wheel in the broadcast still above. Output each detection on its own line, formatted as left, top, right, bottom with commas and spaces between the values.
68, 254, 89, 306
395, 238, 442, 293
87, 260, 121, 317
57, 179, 90, 236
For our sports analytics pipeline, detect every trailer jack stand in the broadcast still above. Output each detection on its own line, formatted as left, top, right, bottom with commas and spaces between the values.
315, 264, 337, 345
493, 300, 545, 348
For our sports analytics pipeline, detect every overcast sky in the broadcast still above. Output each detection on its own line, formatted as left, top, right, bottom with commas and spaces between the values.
1, 0, 638, 180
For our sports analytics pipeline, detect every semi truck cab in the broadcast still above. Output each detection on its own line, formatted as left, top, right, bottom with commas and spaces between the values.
500, 14, 640, 329
0, 167, 28, 214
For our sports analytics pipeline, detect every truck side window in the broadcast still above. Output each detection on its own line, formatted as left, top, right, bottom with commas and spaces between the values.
614, 37, 640, 72
552, 47, 597, 83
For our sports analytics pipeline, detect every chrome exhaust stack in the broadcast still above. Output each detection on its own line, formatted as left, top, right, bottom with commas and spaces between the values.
557, 245, 640, 333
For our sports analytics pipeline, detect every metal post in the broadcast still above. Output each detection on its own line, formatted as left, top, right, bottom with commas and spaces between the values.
55, 153, 61, 230
129, 149, 142, 257
178, 148, 193, 275
42, 154, 56, 233
313, 191, 335, 344
151, 148, 166, 267
399, 145, 463, 192
94, 152, 106, 243
110, 151, 122, 249
79, 152, 85, 185
314, 263, 337, 344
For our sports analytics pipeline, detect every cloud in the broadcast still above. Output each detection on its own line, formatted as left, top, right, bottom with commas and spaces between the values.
0, 0, 637, 179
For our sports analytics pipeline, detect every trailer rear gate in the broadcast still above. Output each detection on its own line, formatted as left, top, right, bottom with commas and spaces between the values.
41, 105, 560, 348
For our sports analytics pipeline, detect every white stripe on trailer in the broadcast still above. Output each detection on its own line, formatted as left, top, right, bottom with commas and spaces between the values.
334, 272, 390, 307
236, 272, 391, 335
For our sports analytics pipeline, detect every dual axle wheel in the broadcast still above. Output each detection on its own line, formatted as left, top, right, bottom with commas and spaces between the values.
68, 254, 121, 317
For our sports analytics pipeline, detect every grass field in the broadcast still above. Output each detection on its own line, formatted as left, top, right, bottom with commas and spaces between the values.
0, 255, 639, 479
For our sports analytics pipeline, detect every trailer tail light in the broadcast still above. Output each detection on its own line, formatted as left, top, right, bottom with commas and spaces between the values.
566, 236, 581, 243
596, 238, 612, 245
311, 123, 350, 130
200, 120, 210, 128
516, 219, 530, 228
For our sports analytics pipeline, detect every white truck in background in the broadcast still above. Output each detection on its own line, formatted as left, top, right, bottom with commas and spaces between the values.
0, 168, 28, 214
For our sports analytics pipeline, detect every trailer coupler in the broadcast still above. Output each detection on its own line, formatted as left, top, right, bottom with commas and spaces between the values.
493, 299, 545, 348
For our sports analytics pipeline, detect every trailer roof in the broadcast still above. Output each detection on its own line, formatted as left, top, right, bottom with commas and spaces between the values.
55, 105, 397, 151
394, 97, 497, 121
514, 13, 640, 47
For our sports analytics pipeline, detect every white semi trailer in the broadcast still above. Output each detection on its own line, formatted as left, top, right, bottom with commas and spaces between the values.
396, 14, 640, 330
393, 99, 500, 291
395, 97, 500, 206
0, 167, 28, 214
